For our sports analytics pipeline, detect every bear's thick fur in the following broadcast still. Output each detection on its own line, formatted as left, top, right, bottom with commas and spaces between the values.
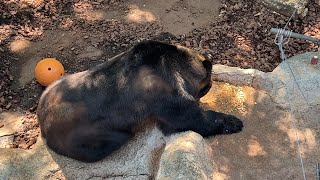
37, 40, 243, 162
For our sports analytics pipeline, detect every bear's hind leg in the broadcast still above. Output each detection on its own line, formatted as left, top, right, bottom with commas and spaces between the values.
47, 128, 131, 162
71, 129, 131, 162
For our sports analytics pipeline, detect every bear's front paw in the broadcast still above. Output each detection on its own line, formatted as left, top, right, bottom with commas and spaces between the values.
222, 115, 243, 134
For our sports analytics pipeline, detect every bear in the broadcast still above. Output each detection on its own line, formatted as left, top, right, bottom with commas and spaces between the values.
36, 40, 243, 162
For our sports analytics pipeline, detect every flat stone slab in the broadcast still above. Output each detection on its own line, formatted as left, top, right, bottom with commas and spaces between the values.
261, 0, 309, 17
0, 112, 23, 137
208, 52, 320, 179
0, 142, 62, 180
202, 82, 319, 179
0, 112, 24, 148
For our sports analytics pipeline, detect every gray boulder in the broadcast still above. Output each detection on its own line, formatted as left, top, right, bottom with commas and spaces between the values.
156, 131, 213, 180
270, 52, 320, 107
261, 0, 309, 17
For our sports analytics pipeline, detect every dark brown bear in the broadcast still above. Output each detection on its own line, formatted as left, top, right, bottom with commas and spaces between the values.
37, 40, 243, 162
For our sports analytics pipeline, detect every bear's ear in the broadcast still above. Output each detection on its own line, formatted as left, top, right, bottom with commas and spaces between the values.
130, 40, 177, 65
202, 60, 212, 72
132, 40, 176, 56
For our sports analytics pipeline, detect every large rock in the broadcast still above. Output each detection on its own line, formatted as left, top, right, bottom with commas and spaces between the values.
0, 127, 165, 180
270, 52, 320, 107
212, 52, 320, 108
261, 0, 309, 17
156, 131, 213, 180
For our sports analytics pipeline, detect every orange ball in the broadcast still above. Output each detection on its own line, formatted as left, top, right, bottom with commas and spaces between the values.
34, 58, 65, 86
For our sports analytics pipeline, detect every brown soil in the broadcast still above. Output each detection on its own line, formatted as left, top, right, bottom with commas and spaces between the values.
0, 0, 319, 177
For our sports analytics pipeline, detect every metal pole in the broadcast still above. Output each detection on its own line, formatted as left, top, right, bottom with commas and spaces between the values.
317, 163, 320, 180
271, 28, 320, 45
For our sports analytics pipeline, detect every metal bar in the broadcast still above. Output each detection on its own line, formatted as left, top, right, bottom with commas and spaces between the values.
271, 28, 320, 45
317, 163, 320, 180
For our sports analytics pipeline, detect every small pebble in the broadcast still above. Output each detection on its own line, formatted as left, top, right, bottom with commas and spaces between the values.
9, 75, 13, 81
5, 103, 12, 109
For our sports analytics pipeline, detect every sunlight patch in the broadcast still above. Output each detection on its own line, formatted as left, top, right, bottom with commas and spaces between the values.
247, 136, 266, 157
9, 38, 31, 53
276, 114, 317, 156
126, 5, 156, 23
200, 83, 251, 116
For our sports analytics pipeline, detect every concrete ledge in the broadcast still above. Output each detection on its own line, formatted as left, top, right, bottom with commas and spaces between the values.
211, 64, 280, 93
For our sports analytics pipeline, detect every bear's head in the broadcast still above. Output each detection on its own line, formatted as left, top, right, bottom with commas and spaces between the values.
127, 40, 213, 101
175, 45, 212, 100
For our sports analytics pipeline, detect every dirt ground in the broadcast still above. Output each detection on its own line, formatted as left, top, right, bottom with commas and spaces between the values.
0, 0, 320, 179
